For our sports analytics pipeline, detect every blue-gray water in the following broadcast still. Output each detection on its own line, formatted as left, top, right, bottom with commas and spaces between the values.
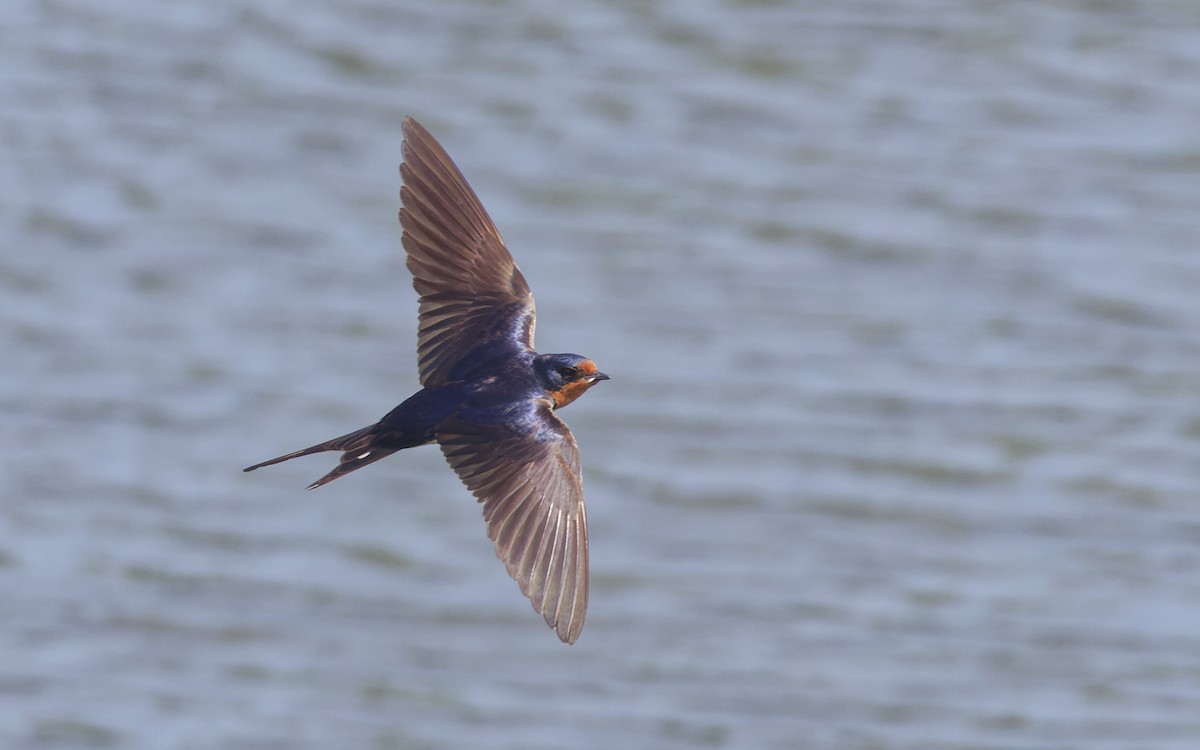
4, 1, 1200, 748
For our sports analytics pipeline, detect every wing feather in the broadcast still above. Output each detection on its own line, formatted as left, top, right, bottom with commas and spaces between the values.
400, 117, 536, 386
437, 403, 589, 644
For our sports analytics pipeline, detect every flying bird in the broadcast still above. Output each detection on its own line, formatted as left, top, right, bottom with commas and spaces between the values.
244, 117, 608, 644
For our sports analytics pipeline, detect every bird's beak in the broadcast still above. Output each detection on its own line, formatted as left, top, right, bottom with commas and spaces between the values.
587, 372, 610, 383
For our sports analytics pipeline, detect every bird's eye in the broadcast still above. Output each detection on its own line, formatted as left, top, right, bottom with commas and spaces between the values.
557, 366, 576, 379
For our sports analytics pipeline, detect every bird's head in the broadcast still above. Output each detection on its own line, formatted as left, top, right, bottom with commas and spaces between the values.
535, 353, 610, 410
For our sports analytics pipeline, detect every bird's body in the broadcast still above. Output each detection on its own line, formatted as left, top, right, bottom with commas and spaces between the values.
244, 117, 607, 644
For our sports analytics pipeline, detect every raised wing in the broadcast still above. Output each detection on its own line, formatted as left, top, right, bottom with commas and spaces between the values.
399, 117, 536, 387
437, 401, 589, 644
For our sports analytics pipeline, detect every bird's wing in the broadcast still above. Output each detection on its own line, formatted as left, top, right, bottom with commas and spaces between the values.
400, 117, 536, 387
437, 400, 589, 644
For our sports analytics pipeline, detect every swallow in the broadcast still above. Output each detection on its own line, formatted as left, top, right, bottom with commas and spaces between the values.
244, 117, 608, 644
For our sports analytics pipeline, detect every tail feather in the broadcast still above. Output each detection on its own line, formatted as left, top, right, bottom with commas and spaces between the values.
303, 446, 398, 490
243, 426, 375, 472
244, 425, 396, 488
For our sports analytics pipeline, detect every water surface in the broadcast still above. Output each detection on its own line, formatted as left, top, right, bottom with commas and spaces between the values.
3, 1, 1200, 748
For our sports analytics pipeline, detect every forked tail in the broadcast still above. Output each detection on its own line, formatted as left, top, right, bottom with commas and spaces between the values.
243, 425, 398, 490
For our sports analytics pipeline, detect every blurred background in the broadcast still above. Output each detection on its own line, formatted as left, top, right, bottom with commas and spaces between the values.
4, 1, 1200, 748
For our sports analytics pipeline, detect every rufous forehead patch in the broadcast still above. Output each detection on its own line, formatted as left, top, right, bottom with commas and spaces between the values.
578, 359, 598, 376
